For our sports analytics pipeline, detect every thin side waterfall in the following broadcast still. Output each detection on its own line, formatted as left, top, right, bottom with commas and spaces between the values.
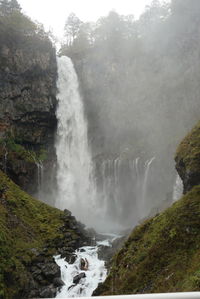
4, 149, 8, 174
141, 157, 155, 218
173, 172, 183, 202
30, 151, 44, 198
36, 161, 44, 197
55, 56, 95, 226
95, 156, 155, 228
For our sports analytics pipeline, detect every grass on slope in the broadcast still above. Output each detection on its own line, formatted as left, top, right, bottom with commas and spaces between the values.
176, 121, 200, 173
0, 170, 64, 298
98, 185, 200, 295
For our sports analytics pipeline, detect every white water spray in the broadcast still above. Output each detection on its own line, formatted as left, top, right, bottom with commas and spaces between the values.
54, 244, 107, 298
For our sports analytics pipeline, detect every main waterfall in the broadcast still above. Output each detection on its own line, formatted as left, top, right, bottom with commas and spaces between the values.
55, 56, 94, 226
55, 56, 158, 232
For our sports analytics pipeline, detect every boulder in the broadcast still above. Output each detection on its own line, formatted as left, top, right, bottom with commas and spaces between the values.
73, 272, 86, 285
53, 277, 65, 287
40, 262, 61, 280
39, 285, 57, 298
80, 258, 89, 270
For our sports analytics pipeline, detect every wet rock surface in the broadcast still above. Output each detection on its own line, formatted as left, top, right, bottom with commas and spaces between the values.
73, 272, 86, 285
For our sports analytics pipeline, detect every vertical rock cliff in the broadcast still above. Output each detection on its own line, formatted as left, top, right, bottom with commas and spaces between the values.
0, 15, 57, 195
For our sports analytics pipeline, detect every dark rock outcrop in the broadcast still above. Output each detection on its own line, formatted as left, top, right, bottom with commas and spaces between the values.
97, 235, 127, 267
73, 272, 86, 285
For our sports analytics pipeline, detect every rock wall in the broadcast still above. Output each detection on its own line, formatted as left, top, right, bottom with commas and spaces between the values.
0, 32, 57, 195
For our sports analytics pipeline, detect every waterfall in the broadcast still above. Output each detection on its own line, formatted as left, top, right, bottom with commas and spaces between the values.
4, 150, 8, 174
36, 161, 44, 197
95, 156, 155, 229
141, 157, 155, 218
173, 172, 183, 202
55, 56, 94, 226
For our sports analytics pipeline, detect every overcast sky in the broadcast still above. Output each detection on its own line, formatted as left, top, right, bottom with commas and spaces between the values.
17, 0, 152, 39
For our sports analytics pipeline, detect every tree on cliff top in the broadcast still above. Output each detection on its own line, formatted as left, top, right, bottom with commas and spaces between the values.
64, 13, 82, 46
0, 0, 21, 16
0, 0, 55, 55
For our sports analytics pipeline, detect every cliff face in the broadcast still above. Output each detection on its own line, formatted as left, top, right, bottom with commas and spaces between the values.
94, 121, 200, 296
0, 28, 57, 195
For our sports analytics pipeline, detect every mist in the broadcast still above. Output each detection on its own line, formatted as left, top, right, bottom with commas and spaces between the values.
55, 0, 200, 231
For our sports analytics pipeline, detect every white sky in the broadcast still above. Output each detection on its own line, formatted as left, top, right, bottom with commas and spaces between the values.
17, 0, 152, 40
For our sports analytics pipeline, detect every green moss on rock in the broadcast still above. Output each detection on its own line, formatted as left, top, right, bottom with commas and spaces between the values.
96, 186, 200, 295
95, 121, 200, 296
175, 121, 200, 192
0, 136, 49, 195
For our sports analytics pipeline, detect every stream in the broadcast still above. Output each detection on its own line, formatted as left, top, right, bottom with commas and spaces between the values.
54, 235, 119, 297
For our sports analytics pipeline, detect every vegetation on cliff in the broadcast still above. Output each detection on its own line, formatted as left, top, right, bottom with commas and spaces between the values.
0, 170, 90, 298
175, 121, 200, 193
95, 121, 200, 295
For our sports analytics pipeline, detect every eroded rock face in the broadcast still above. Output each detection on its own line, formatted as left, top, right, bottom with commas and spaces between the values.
0, 38, 57, 194
175, 121, 200, 193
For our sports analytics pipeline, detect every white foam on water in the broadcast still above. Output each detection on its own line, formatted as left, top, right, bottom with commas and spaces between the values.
54, 245, 107, 297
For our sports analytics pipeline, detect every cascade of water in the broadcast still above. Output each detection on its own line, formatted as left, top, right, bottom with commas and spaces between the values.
55, 245, 107, 298
4, 150, 8, 174
135, 157, 140, 178
173, 172, 183, 202
55, 56, 95, 226
114, 157, 120, 210
30, 151, 44, 198
96, 156, 156, 228
141, 157, 155, 217
36, 161, 44, 197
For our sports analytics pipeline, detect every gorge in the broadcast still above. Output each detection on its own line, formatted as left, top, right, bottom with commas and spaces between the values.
0, 0, 200, 298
